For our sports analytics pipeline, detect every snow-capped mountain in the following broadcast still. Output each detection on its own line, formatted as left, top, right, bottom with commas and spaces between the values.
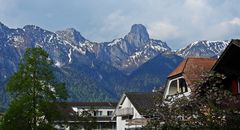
0, 22, 179, 104
98, 24, 171, 73
0, 21, 234, 105
176, 40, 229, 58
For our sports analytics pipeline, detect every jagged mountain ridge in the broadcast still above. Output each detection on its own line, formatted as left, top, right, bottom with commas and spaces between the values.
0, 21, 230, 104
176, 40, 229, 58
0, 22, 178, 104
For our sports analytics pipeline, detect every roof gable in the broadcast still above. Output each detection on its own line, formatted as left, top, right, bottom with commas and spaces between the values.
168, 59, 188, 78
124, 92, 157, 115
212, 39, 240, 76
168, 58, 216, 86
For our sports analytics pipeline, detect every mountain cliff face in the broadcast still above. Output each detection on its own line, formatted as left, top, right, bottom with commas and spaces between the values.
176, 40, 229, 58
0, 22, 180, 104
99, 24, 171, 73
0, 21, 232, 104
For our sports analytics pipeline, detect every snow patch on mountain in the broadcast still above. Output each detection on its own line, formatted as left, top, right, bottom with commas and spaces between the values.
68, 49, 72, 63
55, 61, 62, 67
108, 38, 122, 46
177, 40, 229, 58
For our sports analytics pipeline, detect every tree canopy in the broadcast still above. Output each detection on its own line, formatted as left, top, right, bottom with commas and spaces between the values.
1, 47, 68, 130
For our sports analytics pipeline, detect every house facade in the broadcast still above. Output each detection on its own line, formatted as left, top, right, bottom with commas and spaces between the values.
57, 102, 117, 130
113, 92, 156, 130
212, 39, 240, 95
163, 58, 216, 99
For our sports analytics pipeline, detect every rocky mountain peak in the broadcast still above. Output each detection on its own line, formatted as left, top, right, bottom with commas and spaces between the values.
56, 28, 86, 44
124, 24, 150, 48
0, 22, 10, 39
130, 24, 149, 38
0, 22, 6, 28
0, 22, 9, 31
23, 25, 43, 31
177, 40, 229, 57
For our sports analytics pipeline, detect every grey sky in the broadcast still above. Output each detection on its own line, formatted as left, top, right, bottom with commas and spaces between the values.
0, 0, 240, 49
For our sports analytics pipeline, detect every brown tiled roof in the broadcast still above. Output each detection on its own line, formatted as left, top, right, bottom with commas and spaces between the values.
168, 59, 188, 78
168, 58, 216, 87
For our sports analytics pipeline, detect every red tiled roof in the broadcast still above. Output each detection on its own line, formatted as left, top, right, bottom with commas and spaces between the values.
168, 58, 216, 87
168, 58, 188, 78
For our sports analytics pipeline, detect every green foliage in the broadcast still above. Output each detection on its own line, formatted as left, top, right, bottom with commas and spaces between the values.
147, 72, 240, 130
1, 48, 68, 130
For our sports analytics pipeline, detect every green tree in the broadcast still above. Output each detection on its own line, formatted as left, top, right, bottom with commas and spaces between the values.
1, 47, 68, 130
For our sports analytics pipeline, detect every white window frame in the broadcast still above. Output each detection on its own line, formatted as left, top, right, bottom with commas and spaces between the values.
164, 76, 184, 99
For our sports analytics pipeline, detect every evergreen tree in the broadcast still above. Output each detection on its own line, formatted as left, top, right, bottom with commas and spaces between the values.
1, 48, 68, 130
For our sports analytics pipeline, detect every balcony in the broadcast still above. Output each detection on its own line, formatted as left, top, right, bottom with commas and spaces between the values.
115, 107, 133, 116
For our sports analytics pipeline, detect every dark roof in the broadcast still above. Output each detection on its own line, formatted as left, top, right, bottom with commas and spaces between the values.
65, 102, 117, 108
168, 58, 216, 87
125, 92, 158, 115
212, 39, 240, 76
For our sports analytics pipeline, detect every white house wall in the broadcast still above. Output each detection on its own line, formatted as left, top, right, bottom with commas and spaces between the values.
116, 96, 144, 130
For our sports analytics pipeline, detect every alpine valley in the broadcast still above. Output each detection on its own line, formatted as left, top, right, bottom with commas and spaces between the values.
0, 22, 229, 105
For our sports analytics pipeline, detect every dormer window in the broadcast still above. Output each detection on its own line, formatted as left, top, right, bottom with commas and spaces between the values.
167, 77, 188, 96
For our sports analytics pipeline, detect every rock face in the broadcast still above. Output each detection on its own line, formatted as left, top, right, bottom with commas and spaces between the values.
177, 40, 229, 58
0, 22, 180, 104
124, 24, 150, 48
100, 24, 171, 73
0, 21, 230, 104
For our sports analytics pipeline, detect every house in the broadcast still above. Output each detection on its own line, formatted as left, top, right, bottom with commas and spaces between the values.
212, 39, 240, 95
163, 57, 216, 99
57, 102, 117, 130
112, 92, 157, 130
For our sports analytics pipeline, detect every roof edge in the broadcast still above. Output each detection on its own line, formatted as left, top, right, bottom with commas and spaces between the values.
211, 39, 236, 71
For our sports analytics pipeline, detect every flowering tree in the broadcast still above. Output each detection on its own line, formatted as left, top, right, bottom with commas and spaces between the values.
147, 72, 240, 130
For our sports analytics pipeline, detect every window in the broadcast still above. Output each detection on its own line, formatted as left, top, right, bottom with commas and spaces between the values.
121, 115, 133, 120
107, 111, 113, 116
179, 78, 188, 93
168, 80, 177, 95
167, 77, 189, 97
94, 111, 102, 117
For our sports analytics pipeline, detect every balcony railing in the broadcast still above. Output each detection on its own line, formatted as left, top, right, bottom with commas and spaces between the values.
115, 107, 133, 116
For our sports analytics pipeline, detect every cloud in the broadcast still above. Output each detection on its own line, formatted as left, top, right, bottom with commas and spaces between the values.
90, 11, 134, 42
199, 17, 240, 40
0, 0, 240, 48
147, 22, 180, 40
223, 17, 240, 26
101, 11, 131, 34
0, 0, 17, 15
